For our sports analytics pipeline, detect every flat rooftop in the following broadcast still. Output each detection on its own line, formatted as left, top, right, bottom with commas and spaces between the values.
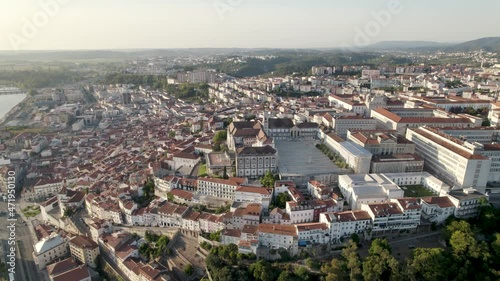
276, 140, 346, 176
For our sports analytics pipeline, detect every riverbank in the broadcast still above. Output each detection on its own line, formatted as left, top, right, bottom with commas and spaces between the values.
0, 95, 28, 127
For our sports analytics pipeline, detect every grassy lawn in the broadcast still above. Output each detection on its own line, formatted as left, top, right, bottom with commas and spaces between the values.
22, 205, 41, 218
401, 185, 436, 197
198, 164, 207, 177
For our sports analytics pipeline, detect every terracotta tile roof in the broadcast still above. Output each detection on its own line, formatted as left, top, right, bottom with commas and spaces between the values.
258, 223, 297, 237
295, 222, 328, 231
70, 235, 98, 249
368, 203, 403, 216
52, 265, 90, 281
170, 189, 194, 200
421, 196, 455, 208
235, 186, 271, 195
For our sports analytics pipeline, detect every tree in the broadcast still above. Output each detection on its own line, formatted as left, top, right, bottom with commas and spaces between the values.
276, 193, 289, 209
213, 130, 227, 143
249, 260, 279, 281
63, 208, 74, 218
305, 257, 320, 270
482, 119, 491, 126
342, 240, 362, 281
260, 170, 276, 188
168, 131, 176, 138
444, 220, 473, 242
363, 239, 400, 281
184, 264, 194, 276
322, 258, 348, 281
167, 192, 174, 202
209, 230, 222, 242
277, 271, 300, 281
293, 267, 311, 281
350, 233, 361, 246
406, 248, 450, 281
222, 166, 229, 179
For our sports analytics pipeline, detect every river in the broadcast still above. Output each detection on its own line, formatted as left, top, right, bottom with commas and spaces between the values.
0, 94, 27, 120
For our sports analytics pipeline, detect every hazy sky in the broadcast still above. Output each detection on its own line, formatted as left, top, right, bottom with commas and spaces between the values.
1, 0, 499, 50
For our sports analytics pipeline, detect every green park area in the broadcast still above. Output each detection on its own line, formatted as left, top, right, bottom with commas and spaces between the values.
21, 205, 41, 217
198, 164, 208, 177
402, 185, 436, 197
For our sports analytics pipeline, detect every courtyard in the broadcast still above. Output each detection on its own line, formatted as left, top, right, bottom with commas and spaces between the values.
401, 184, 436, 197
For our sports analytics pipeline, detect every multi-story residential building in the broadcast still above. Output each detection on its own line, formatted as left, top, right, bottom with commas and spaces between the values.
69, 235, 100, 268
285, 199, 337, 224
231, 203, 262, 229
332, 116, 377, 138
92, 200, 124, 224
235, 146, 278, 178
406, 127, 492, 193
339, 174, 404, 210
361, 69, 381, 79
181, 210, 201, 232
347, 130, 415, 155
320, 210, 372, 243
198, 213, 226, 233
312, 66, 335, 75
361, 200, 420, 234
328, 95, 367, 116
296, 223, 330, 246
234, 185, 272, 212
88, 218, 113, 241
258, 224, 298, 254
221, 229, 242, 246
197, 177, 247, 200
307, 180, 331, 200
391, 198, 422, 226
421, 196, 455, 225
119, 199, 138, 225
33, 233, 69, 269
447, 188, 487, 219
262, 207, 291, 224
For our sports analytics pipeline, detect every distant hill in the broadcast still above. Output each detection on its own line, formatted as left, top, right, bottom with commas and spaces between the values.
367, 37, 500, 52
447, 37, 500, 52
366, 41, 452, 51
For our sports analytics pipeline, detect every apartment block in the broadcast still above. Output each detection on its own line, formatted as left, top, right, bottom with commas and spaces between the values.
69, 235, 100, 268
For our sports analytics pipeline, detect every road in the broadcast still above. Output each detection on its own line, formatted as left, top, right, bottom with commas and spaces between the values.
0, 200, 39, 281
